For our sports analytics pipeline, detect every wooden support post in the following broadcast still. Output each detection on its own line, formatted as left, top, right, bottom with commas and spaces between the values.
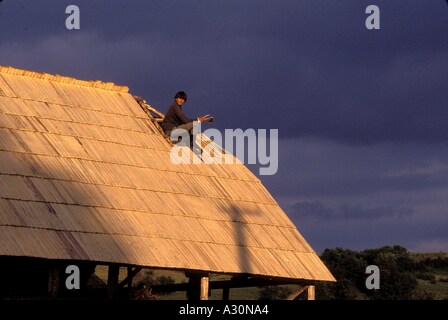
107, 265, 120, 300
119, 267, 142, 288
186, 272, 209, 300
287, 284, 316, 300
222, 287, 230, 300
200, 276, 209, 300
126, 267, 133, 288
186, 273, 200, 300
48, 267, 60, 299
306, 285, 315, 300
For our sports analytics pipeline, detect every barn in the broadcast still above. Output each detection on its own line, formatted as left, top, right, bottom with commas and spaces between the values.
0, 66, 335, 300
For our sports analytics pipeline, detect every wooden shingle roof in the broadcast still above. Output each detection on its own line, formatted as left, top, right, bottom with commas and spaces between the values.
0, 66, 335, 282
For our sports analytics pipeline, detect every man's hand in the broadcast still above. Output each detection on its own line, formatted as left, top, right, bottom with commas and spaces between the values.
197, 114, 213, 122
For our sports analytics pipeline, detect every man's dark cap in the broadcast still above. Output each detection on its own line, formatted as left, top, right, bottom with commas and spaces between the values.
174, 91, 187, 101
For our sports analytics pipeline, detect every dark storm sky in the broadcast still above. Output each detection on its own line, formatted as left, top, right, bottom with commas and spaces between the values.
1, 0, 447, 252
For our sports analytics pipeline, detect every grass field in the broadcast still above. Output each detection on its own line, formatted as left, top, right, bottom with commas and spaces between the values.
410, 252, 448, 261
417, 280, 448, 300
415, 269, 448, 300
411, 252, 448, 300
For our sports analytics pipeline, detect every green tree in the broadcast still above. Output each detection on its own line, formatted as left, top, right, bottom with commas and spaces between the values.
318, 245, 419, 300
360, 245, 418, 300
317, 247, 367, 300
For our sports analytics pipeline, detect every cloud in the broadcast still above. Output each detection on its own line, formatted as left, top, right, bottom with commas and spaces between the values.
290, 202, 448, 253
288, 200, 413, 220
259, 138, 448, 198
1, 1, 447, 146
256, 138, 448, 253
1, 0, 447, 254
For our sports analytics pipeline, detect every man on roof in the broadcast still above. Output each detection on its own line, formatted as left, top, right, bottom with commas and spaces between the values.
161, 91, 212, 152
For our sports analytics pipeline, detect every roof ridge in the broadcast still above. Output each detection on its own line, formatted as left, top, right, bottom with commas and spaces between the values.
0, 65, 129, 93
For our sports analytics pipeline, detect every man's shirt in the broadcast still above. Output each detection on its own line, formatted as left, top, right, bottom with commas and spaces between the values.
161, 101, 195, 134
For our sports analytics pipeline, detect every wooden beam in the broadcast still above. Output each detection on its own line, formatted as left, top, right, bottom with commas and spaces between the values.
134, 97, 166, 119
286, 286, 308, 300
151, 276, 314, 293
107, 265, 120, 300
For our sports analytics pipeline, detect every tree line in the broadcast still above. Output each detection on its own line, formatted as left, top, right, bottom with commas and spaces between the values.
259, 245, 448, 300
316, 245, 448, 300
